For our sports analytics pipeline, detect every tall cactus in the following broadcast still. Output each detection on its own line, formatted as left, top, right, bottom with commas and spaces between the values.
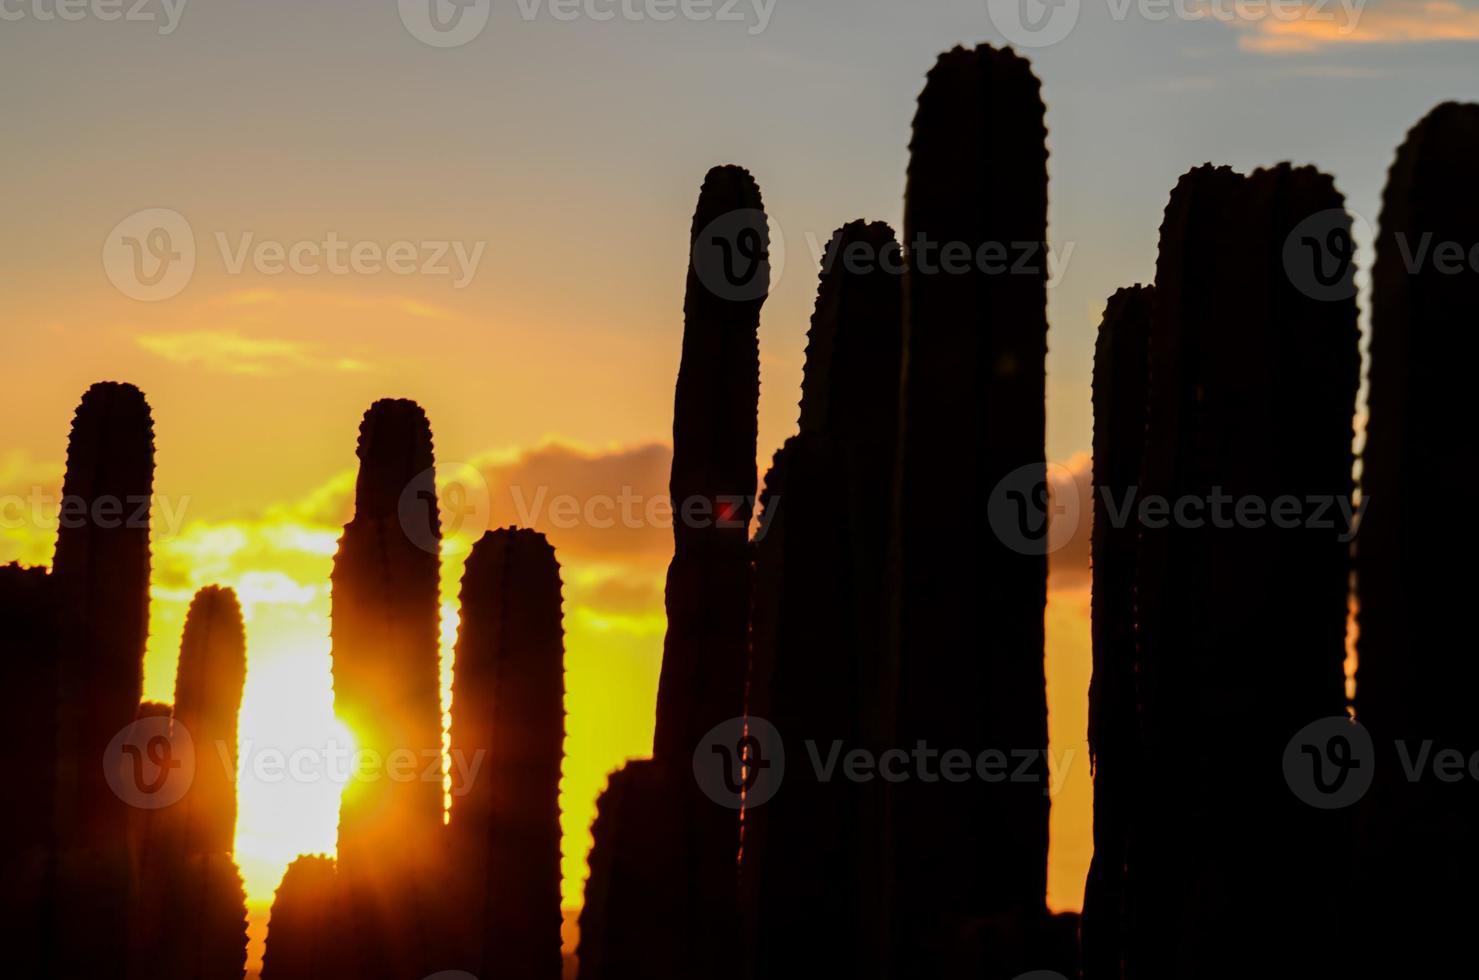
0, 563, 58, 978
893, 45, 1050, 978
746, 221, 903, 980
1135, 164, 1359, 978
47, 381, 155, 980
330, 398, 444, 979
447, 528, 566, 980
1082, 286, 1153, 980
130, 588, 251, 980
52, 381, 155, 849
652, 163, 766, 764
1356, 102, 1479, 976
585, 164, 767, 980
172, 586, 247, 856
262, 855, 347, 980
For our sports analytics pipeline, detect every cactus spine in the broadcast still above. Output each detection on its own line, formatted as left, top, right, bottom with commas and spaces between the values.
746, 221, 903, 980
1356, 102, 1479, 976
894, 45, 1050, 977
1082, 285, 1153, 980
448, 528, 566, 980
329, 398, 444, 978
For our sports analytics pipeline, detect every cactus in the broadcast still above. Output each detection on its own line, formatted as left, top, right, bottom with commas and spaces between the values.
262, 855, 346, 980
652, 163, 766, 765
1134, 164, 1359, 977
586, 164, 766, 980
577, 760, 686, 980
130, 589, 251, 980
44, 381, 155, 980
1356, 102, 1479, 975
745, 222, 903, 980
329, 398, 444, 978
893, 45, 1050, 977
447, 528, 566, 980
1082, 285, 1153, 980
0, 563, 58, 978
51, 381, 155, 851
172, 586, 247, 857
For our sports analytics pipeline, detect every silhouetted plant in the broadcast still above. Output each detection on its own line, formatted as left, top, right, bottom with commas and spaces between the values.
587, 164, 768, 980
172, 586, 247, 856
1082, 285, 1153, 980
262, 855, 346, 980
447, 528, 566, 980
1355, 101, 1479, 977
745, 221, 903, 980
893, 45, 1050, 979
0, 563, 57, 978
1134, 163, 1359, 978
329, 398, 444, 979
577, 760, 686, 980
47, 381, 155, 980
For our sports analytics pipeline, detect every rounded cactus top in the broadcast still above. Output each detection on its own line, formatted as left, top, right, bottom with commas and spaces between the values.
61, 381, 155, 499
691, 165, 765, 241
353, 398, 436, 523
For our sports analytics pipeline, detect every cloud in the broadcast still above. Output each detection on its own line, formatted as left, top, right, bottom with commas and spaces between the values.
136, 330, 376, 376
1235, 1, 1479, 53
440, 441, 677, 564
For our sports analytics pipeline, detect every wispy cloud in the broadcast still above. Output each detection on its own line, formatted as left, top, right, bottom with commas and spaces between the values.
135, 330, 376, 376
1236, 1, 1479, 53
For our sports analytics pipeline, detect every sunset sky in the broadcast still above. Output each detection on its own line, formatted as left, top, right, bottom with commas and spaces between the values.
3, 0, 1476, 971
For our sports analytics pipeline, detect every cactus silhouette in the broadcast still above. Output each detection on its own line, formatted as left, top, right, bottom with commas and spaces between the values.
581, 164, 769, 980
0, 563, 58, 978
1356, 102, 1479, 977
43, 382, 156, 980
447, 528, 566, 980
172, 586, 247, 856
893, 45, 1050, 978
130, 588, 251, 980
1082, 285, 1153, 980
1134, 164, 1359, 978
262, 855, 347, 980
330, 398, 444, 979
577, 760, 686, 980
745, 221, 903, 980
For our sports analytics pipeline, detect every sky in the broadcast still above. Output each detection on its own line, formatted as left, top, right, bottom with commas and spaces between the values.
2, 0, 1476, 970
